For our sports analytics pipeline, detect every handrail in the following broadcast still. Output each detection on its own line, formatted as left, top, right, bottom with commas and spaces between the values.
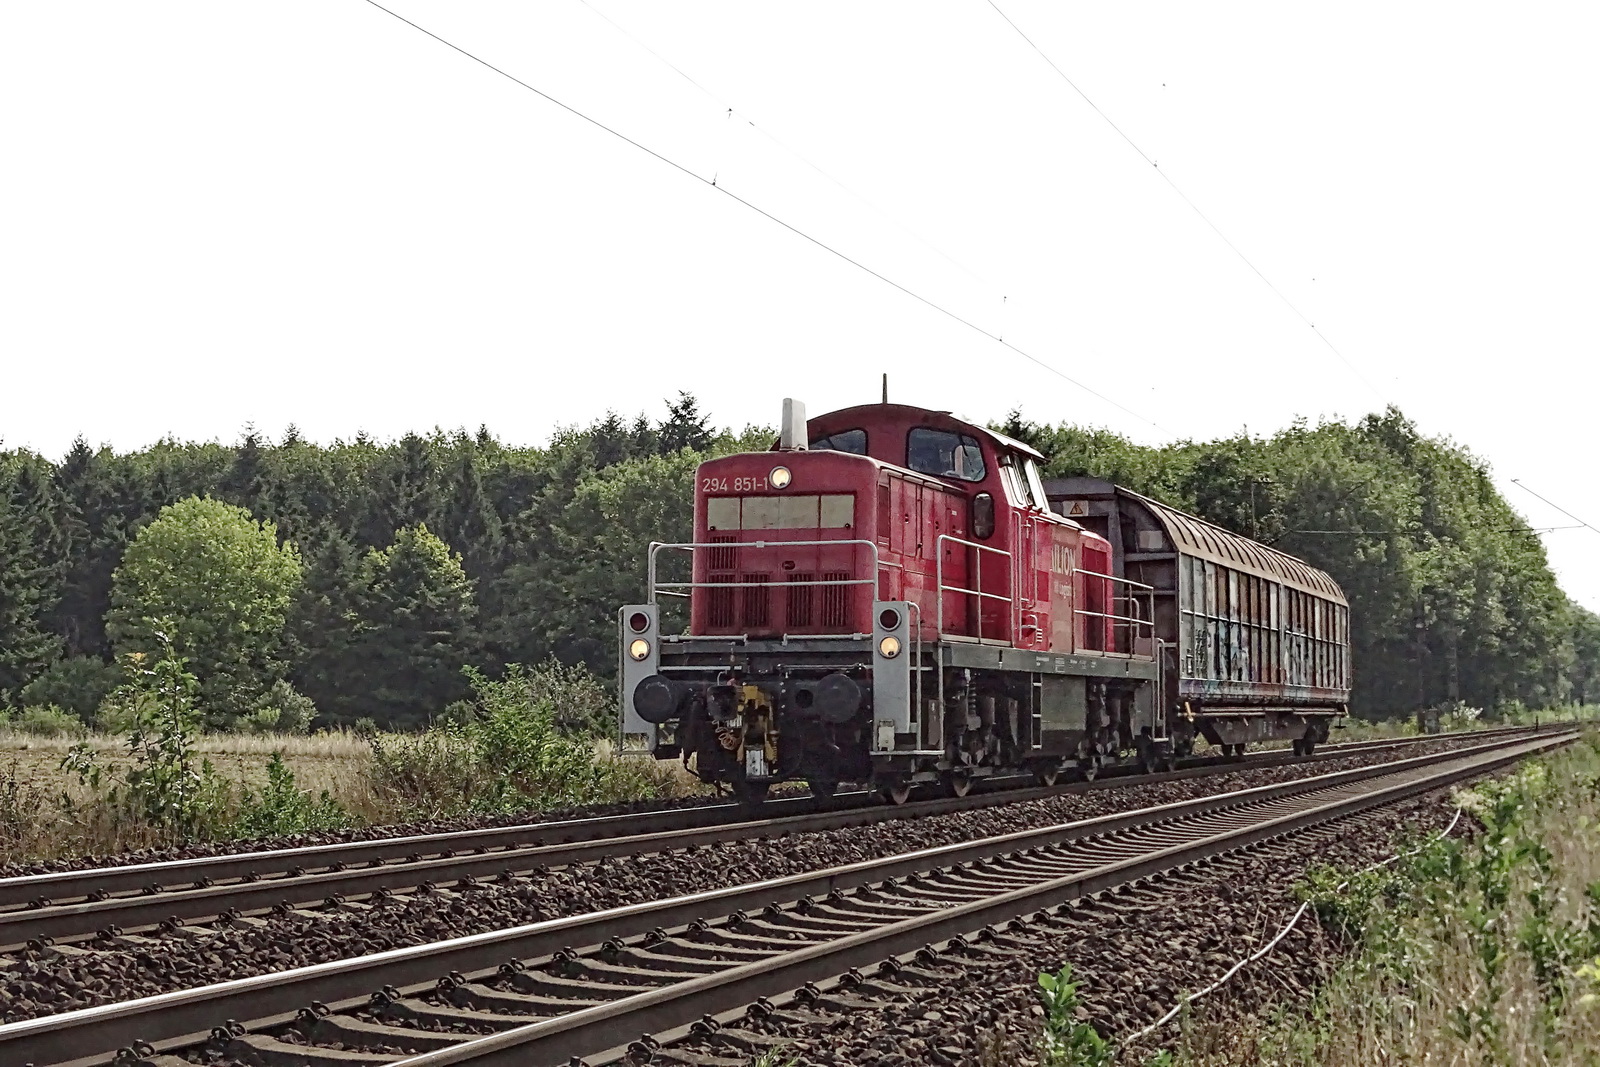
1074, 567, 1156, 591
647, 538, 884, 606
934, 533, 1014, 640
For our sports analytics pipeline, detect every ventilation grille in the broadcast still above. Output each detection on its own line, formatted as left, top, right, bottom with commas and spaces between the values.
707, 574, 735, 628
742, 573, 770, 627
707, 535, 737, 571
821, 570, 851, 631
786, 573, 815, 628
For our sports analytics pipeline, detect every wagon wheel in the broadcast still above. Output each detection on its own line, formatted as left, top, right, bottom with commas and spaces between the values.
731, 779, 769, 806
806, 778, 839, 800
1033, 765, 1060, 788
945, 773, 973, 798
879, 781, 912, 806
1077, 755, 1101, 782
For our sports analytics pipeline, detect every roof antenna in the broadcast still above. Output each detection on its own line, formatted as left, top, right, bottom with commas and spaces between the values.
881, 372, 888, 404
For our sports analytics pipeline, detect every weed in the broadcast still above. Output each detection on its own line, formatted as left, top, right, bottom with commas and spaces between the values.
1038, 963, 1113, 1067
13, 705, 87, 738
231, 752, 349, 837
60, 636, 233, 842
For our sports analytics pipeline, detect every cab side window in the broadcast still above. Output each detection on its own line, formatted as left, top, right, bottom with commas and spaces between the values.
907, 428, 987, 482
809, 429, 867, 454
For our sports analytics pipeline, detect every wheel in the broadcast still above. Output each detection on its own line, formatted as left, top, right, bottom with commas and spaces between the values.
1302, 739, 1317, 756
1292, 739, 1305, 756
945, 773, 973, 798
879, 781, 912, 805
1033, 766, 1060, 788
1077, 755, 1101, 781
731, 779, 769, 805
806, 778, 839, 800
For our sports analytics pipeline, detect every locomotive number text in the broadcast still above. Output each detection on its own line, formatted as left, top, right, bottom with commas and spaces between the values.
701, 476, 768, 493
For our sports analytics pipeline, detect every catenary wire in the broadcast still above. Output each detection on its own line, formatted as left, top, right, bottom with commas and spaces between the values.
983, 0, 1388, 403
1509, 480, 1600, 538
359, 0, 1164, 432
576, 0, 994, 289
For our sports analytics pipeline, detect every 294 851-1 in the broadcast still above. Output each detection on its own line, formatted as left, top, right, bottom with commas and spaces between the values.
701, 476, 769, 493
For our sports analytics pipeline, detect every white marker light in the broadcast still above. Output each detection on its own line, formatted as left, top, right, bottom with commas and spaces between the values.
770, 466, 792, 489
628, 638, 651, 661
878, 635, 902, 659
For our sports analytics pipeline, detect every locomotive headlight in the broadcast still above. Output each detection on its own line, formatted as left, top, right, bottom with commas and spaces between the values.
628, 638, 652, 661
769, 465, 792, 489
878, 635, 902, 659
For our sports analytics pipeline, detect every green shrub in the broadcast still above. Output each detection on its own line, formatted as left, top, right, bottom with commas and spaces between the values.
232, 753, 349, 837
94, 681, 159, 734
463, 661, 616, 738
14, 705, 87, 738
241, 680, 317, 734
365, 666, 676, 818
1037, 963, 1113, 1067
19, 656, 122, 721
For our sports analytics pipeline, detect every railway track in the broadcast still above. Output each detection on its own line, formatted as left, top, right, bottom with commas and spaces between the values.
0, 727, 1545, 951
0, 728, 1571, 1067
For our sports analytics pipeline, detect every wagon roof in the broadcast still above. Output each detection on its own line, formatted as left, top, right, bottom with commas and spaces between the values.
1123, 487, 1348, 604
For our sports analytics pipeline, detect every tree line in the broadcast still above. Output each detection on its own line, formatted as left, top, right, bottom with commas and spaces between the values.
1002, 406, 1600, 715
0, 394, 756, 731
0, 396, 1594, 731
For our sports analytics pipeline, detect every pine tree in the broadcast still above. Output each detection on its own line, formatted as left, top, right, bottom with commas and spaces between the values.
365, 433, 439, 546
9, 460, 70, 626
222, 428, 268, 513
0, 480, 63, 698
348, 524, 480, 728
52, 437, 116, 657
438, 448, 502, 579
286, 525, 367, 723
658, 391, 712, 453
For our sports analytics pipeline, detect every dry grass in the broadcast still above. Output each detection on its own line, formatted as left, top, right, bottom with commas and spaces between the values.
1158, 731, 1600, 1067
0, 727, 371, 799
1, 726, 705, 865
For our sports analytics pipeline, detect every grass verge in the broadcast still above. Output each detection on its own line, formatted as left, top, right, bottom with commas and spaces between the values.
1140, 728, 1600, 1066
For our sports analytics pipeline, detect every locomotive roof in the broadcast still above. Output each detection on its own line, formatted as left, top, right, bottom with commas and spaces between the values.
806, 403, 1048, 463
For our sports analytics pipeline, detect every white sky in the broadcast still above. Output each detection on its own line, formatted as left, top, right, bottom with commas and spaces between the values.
3, 2, 1597, 612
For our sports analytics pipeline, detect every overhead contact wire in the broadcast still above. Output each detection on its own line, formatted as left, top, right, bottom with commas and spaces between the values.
359, 0, 1164, 433
1510, 480, 1600, 539
984, 0, 1387, 403
578, 0, 993, 288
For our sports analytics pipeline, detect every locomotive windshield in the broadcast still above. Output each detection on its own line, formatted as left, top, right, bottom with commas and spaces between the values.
809, 429, 867, 453
907, 428, 986, 481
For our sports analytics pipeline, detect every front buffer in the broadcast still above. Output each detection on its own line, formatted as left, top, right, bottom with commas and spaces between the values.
619, 601, 915, 803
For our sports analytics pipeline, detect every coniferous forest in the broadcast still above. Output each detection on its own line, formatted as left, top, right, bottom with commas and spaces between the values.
0, 395, 1595, 733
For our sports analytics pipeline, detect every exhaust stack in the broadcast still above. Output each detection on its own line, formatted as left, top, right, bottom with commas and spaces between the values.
778, 398, 807, 451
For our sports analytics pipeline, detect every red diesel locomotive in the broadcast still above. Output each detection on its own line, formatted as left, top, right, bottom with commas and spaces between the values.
620, 400, 1349, 802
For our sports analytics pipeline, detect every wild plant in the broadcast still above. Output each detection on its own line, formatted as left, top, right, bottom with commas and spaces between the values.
1037, 963, 1114, 1067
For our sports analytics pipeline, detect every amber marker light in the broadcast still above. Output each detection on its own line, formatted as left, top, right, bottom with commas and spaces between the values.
770, 466, 792, 489
628, 639, 651, 661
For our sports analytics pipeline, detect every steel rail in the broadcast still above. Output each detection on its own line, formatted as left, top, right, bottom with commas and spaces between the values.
499, 735, 1574, 1067
0, 725, 1554, 950
400, 733, 1572, 1067
0, 730, 1569, 1067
